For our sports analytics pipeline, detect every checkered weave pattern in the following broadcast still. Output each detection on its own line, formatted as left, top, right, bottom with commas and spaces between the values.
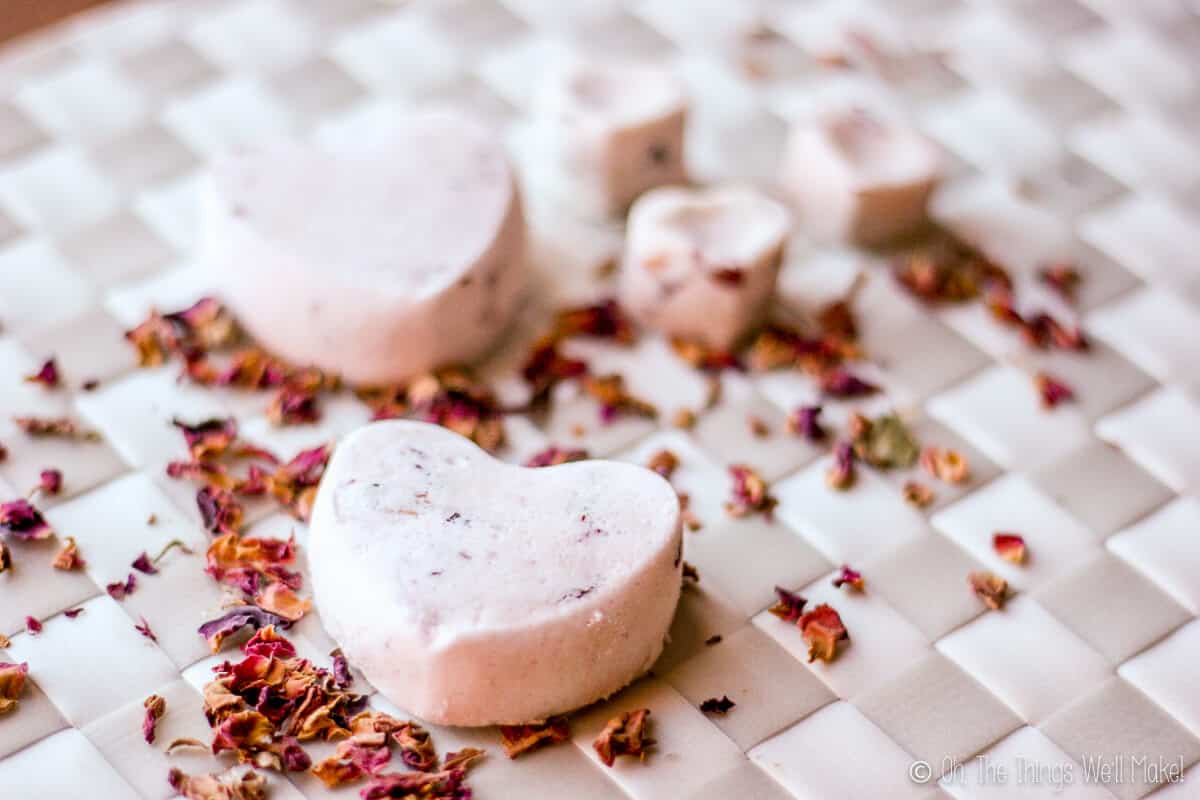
1, 1, 1199, 798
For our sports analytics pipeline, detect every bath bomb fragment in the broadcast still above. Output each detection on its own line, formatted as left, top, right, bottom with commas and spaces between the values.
782, 107, 941, 245
202, 110, 527, 385
308, 420, 683, 726
536, 60, 688, 216
618, 185, 791, 351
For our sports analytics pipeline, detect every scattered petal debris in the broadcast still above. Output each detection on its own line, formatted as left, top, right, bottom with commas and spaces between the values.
582, 373, 658, 423
106, 573, 137, 600
25, 616, 42, 635
135, 617, 159, 643
903, 480, 935, 508
167, 768, 267, 800
969, 571, 1008, 610
0, 662, 29, 715
0, 541, 10, 573
593, 708, 654, 767
826, 442, 856, 490
747, 415, 770, 438
920, 446, 970, 484
63, 608, 83, 619
52, 536, 85, 571
700, 696, 735, 715
724, 464, 777, 519
331, 649, 353, 689
37, 469, 63, 496
1037, 262, 1082, 302
798, 604, 849, 662
819, 367, 879, 398
768, 586, 807, 623
144, 694, 166, 743
785, 405, 826, 442
0, 499, 53, 540
24, 358, 59, 388
523, 446, 588, 468
993, 533, 1027, 565
13, 416, 100, 441
832, 565, 865, 592
198, 607, 290, 653
646, 449, 679, 480
1034, 372, 1075, 409
671, 408, 697, 429
850, 412, 920, 469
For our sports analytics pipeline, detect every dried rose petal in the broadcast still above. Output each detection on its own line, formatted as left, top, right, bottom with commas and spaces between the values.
969, 571, 1008, 610
0, 662, 29, 715
747, 415, 770, 438
25, 616, 42, 635
135, 617, 158, 643
198, 606, 290, 653
106, 573, 137, 600
798, 604, 849, 663
819, 367, 878, 398
167, 768, 267, 800
903, 480, 935, 508
582, 373, 658, 423
0, 498, 53, 540
724, 464, 777, 519
993, 533, 1027, 565
173, 417, 239, 462
920, 446, 970, 484
13, 416, 99, 441
198, 486, 244, 536
360, 770, 470, 800
519, 338, 589, 407
768, 586, 807, 623
268, 445, 330, 521
52, 536, 84, 571
267, 384, 321, 427
391, 720, 438, 772
1037, 262, 1082, 301
831, 565, 864, 592
671, 408, 697, 429
552, 300, 635, 344
0, 634, 9, 648
143, 694, 166, 743
646, 449, 679, 480
826, 442, 856, 490
499, 717, 571, 759
24, 358, 59, 388
669, 337, 742, 372
37, 469, 63, 496
699, 696, 735, 714
63, 607, 83, 618
893, 234, 1011, 304
442, 747, 485, 773
785, 405, 826, 442
523, 446, 588, 468
331, 649, 352, 688
1034, 372, 1075, 409
851, 413, 920, 469
0, 541, 10, 574
745, 324, 848, 374
593, 708, 653, 767
253, 582, 311, 623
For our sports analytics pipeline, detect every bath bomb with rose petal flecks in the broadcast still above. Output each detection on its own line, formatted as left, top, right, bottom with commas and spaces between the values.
308, 420, 683, 726
202, 111, 527, 385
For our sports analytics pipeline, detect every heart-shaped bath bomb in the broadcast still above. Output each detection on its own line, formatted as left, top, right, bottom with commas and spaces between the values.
618, 185, 790, 350
202, 110, 527, 385
309, 420, 683, 726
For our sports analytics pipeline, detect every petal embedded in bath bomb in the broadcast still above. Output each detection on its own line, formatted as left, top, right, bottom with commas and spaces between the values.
308, 420, 683, 726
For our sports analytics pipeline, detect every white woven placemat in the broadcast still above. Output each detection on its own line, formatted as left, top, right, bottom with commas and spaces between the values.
1, 0, 1199, 798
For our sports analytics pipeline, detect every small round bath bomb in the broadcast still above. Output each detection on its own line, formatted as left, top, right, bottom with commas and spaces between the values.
202, 111, 527, 385
308, 421, 683, 726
